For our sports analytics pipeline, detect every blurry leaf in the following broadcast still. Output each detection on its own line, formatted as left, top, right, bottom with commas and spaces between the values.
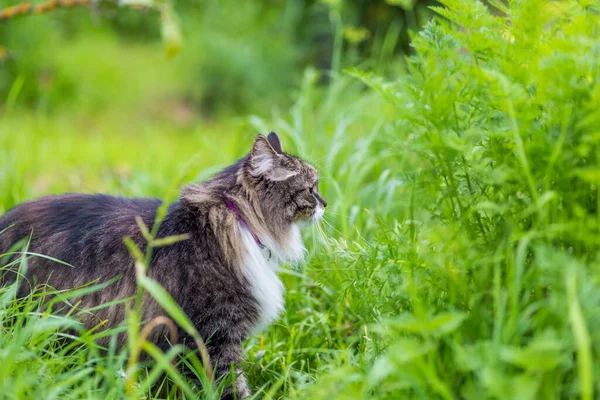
160, 7, 182, 59
387, 338, 433, 364
487, 0, 509, 14
453, 341, 496, 372
386, 312, 467, 337
472, 201, 509, 217
481, 368, 540, 400
478, 169, 505, 189
123, 237, 144, 264
566, 267, 593, 400
572, 168, 600, 184
343, 26, 370, 44
30, 317, 79, 336
368, 338, 433, 387
500, 334, 566, 371
369, 356, 393, 386
1, 251, 72, 267
135, 216, 152, 242
152, 233, 190, 247
346, 68, 409, 108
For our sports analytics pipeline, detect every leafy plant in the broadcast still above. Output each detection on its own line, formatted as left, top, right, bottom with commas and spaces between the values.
307, 0, 600, 398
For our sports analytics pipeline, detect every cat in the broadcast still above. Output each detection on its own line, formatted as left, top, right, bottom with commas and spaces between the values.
0, 132, 326, 399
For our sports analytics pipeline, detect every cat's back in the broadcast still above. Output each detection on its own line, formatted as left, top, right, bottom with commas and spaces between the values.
0, 194, 162, 282
0, 193, 161, 241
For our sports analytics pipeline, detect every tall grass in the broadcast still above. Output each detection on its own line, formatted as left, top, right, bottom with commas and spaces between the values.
296, 1, 600, 398
2, 0, 600, 399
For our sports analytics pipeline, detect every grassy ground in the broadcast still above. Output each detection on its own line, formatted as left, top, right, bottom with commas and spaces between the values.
2, 1, 600, 399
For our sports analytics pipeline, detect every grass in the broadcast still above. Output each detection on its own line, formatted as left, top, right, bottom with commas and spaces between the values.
2, 0, 600, 399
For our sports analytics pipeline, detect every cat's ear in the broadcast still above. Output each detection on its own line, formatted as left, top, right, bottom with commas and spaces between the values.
267, 132, 284, 154
250, 135, 277, 175
250, 135, 296, 181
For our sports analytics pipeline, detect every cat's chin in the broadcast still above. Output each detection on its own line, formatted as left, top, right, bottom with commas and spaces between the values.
313, 206, 325, 221
297, 206, 325, 229
296, 219, 312, 229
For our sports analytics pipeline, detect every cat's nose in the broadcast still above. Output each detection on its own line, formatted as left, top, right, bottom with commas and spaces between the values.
320, 197, 327, 208
315, 192, 327, 208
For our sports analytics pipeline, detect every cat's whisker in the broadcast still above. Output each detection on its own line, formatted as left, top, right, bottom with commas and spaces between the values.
323, 215, 345, 227
308, 155, 329, 164
315, 220, 332, 252
318, 177, 336, 184
320, 217, 368, 244
319, 217, 345, 238
322, 210, 349, 218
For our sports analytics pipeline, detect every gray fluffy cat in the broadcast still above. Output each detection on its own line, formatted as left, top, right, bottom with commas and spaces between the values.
0, 132, 326, 399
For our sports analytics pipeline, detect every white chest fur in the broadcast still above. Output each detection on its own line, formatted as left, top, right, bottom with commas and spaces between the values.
240, 228, 285, 332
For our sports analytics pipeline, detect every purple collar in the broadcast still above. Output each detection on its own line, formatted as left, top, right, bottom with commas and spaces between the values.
224, 199, 265, 249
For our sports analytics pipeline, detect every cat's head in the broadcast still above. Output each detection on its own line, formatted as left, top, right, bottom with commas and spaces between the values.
245, 132, 326, 226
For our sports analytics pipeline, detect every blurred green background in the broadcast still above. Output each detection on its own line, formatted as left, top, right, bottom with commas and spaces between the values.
0, 0, 435, 117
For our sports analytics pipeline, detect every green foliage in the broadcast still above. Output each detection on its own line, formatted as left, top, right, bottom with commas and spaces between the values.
2, 0, 600, 399
0, 0, 433, 114
333, 1, 600, 398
